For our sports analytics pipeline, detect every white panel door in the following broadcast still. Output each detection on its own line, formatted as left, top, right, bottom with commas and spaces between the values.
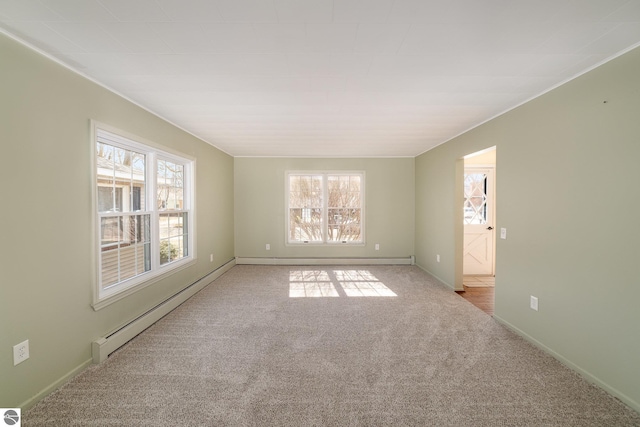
463, 168, 495, 275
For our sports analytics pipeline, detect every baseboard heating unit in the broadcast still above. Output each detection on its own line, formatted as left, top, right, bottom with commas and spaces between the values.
235, 256, 414, 266
92, 258, 235, 363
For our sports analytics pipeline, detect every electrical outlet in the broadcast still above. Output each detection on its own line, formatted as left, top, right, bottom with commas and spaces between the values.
375, 243, 379, 251
436, 254, 440, 263
266, 244, 270, 250
13, 340, 29, 366
209, 254, 213, 262
530, 296, 539, 311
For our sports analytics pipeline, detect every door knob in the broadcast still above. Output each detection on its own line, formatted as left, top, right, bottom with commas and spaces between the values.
487, 226, 494, 230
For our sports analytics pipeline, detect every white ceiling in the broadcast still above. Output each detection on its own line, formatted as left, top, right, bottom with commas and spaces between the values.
2, 1, 640, 157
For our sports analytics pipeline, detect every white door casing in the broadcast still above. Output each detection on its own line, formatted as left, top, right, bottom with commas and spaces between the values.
463, 167, 495, 275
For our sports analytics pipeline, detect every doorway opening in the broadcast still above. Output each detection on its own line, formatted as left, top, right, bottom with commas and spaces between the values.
456, 147, 496, 315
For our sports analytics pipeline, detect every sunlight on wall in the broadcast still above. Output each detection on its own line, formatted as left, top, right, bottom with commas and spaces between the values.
289, 270, 397, 298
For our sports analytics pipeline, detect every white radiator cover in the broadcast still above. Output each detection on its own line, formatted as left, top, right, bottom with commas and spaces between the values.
92, 258, 235, 363
235, 257, 414, 265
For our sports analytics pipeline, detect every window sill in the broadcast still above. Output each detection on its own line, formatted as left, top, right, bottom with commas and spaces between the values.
92, 257, 195, 311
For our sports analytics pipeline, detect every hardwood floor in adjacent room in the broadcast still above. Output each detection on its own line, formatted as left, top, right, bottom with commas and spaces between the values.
456, 276, 495, 316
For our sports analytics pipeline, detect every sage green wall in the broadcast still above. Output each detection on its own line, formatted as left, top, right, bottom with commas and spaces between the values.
415, 46, 640, 411
235, 157, 415, 259
0, 34, 234, 408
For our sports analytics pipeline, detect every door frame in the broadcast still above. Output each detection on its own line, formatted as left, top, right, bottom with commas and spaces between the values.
454, 146, 496, 291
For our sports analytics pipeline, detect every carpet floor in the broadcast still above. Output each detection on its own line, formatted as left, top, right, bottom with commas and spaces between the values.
25, 265, 640, 426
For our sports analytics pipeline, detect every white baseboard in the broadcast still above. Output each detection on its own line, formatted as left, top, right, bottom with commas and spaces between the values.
494, 315, 640, 414
415, 263, 460, 291
19, 358, 93, 410
92, 258, 236, 363
235, 257, 413, 266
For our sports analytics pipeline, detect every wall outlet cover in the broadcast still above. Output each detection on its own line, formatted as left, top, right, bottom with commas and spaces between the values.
530, 296, 539, 311
13, 340, 29, 366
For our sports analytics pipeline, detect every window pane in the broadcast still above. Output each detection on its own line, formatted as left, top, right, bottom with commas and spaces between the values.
100, 214, 151, 289
327, 174, 362, 242
463, 172, 488, 225
158, 213, 168, 240
346, 223, 361, 241
97, 142, 145, 214
328, 208, 345, 226
97, 186, 119, 212
97, 143, 116, 213
132, 152, 146, 211
119, 245, 138, 282
328, 175, 361, 208
349, 175, 361, 191
289, 208, 323, 242
156, 160, 189, 265
159, 212, 188, 265
289, 174, 322, 208
289, 174, 325, 242
158, 212, 187, 239
132, 153, 145, 177
181, 213, 189, 257
158, 160, 184, 210
101, 249, 119, 288
170, 213, 183, 237
348, 176, 361, 207
170, 236, 183, 260
160, 239, 175, 265
100, 217, 120, 246
157, 160, 165, 209
328, 208, 361, 242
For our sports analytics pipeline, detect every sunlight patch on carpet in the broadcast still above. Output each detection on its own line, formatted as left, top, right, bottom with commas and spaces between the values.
289, 269, 397, 298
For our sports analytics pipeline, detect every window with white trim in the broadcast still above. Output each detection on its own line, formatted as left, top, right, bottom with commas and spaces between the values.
94, 124, 194, 303
287, 172, 364, 244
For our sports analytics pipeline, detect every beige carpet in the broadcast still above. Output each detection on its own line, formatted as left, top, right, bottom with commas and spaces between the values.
25, 265, 640, 426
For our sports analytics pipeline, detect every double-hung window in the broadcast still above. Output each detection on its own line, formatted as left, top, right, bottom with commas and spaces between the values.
93, 123, 194, 306
287, 172, 364, 244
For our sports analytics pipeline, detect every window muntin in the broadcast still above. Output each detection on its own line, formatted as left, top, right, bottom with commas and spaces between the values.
287, 172, 364, 244
94, 124, 194, 303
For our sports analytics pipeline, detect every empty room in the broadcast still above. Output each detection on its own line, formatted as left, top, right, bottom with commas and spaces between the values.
1, 1, 639, 425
